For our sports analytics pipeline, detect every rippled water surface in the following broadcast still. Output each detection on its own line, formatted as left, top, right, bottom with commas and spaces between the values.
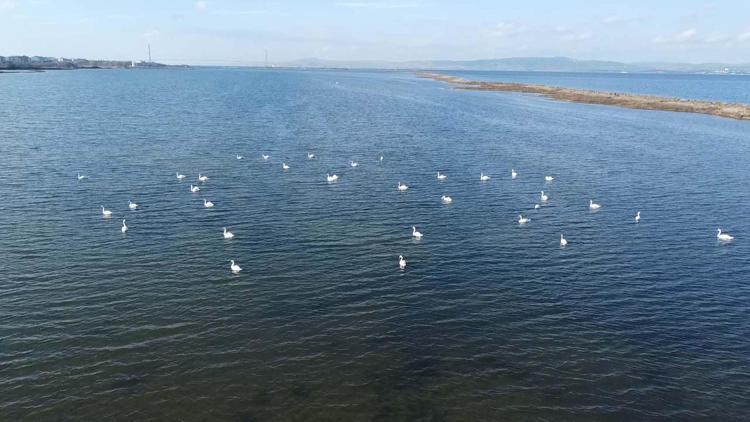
1, 69, 749, 421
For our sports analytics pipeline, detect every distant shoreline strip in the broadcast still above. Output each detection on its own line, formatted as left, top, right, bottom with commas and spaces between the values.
418, 72, 750, 121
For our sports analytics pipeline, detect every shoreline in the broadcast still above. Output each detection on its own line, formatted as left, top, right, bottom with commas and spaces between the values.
418, 72, 750, 121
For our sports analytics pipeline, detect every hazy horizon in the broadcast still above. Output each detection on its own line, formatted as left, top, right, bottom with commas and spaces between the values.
1, 0, 749, 66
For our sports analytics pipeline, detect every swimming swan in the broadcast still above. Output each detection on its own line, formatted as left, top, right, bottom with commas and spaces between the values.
176, 172, 186, 180
399, 255, 407, 269
511, 169, 518, 179
437, 171, 447, 180
441, 195, 453, 204
198, 173, 208, 182
560, 234, 568, 246
203, 198, 214, 208
412, 226, 423, 239
121, 219, 127, 233
398, 182, 409, 191
480, 172, 490, 181
128, 200, 138, 210
230, 260, 242, 273
101, 206, 112, 217
589, 200, 601, 210
518, 214, 530, 224
190, 184, 200, 193
540, 191, 549, 202
717, 228, 734, 241
635, 211, 641, 223
545, 176, 554, 181
282, 162, 290, 170
223, 227, 234, 239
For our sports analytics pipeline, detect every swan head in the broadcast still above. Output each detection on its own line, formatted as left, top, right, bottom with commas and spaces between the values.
230, 260, 235, 264
399, 255, 403, 260
717, 228, 721, 233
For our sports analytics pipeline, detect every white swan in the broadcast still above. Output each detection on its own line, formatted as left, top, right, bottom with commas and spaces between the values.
101, 206, 112, 217
262, 154, 269, 160
236, 154, 243, 160
399, 255, 407, 269
198, 173, 208, 182
282, 162, 290, 170
326, 173, 338, 182
717, 228, 734, 241
534, 204, 540, 209
230, 260, 242, 273
560, 233, 568, 246
545, 175, 554, 182
441, 195, 453, 204
121, 219, 128, 233
480, 172, 490, 181
412, 226, 423, 239
190, 184, 200, 193
128, 200, 138, 210
518, 214, 530, 224
635, 211, 641, 223
203, 198, 214, 208
307, 153, 315, 159
511, 169, 517, 179
176, 172, 186, 180
77, 173, 87, 181
350, 161, 359, 168
437, 171, 447, 180
540, 191, 549, 202
223, 227, 234, 239
589, 200, 601, 210
379, 155, 384, 162
398, 182, 408, 192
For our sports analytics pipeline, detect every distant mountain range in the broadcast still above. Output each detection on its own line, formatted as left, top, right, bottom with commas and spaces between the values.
282, 56, 750, 74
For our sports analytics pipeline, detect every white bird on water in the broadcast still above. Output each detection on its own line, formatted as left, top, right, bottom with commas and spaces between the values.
128, 200, 138, 210
326, 173, 339, 182
511, 169, 518, 179
480, 172, 490, 181
236, 154, 243, 160
101, 206, 112, 218
534, 204, 540, 209
230, 260, 242, 273
412, 226, 423, 239
350, 161, 359, 168
379, 155, 384, 162
441, 195, 453, 204
198, 173, 209, 182
77, 173, 87, 181
437, 171, 447, 180
589, 200, 601, 210
545, 175, 554, 182
307, 153, 315, 160
560, 234, 568, 247
203, 198, 214, 208
223, 227, 234, 239
716, 228, 734, 241
190, 184, 200, 193
398, 182, 409, 192
262, 154, 270, 160
176, 172, 186, 180
121, 219, 128, 233
518, 214, 530, 224
282, 162, 290, 170
399, 255, 407, 269
635, 211, 641, 223
540, 191, 549, 202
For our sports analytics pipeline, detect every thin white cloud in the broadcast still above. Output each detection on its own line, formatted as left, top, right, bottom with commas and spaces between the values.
0, 0, 16, 10
738, 29, 750, 42
142, 29, 161, 39
555, 26, 592, 42
490, 22, 524, 38
653, 28, 697, 44
195, 1, 208, 10
336, 2, 417, 9
210, 9, 266, 16
601, 15, 640, 25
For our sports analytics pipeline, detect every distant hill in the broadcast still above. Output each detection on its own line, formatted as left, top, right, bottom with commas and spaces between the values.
283, 56, 750, 74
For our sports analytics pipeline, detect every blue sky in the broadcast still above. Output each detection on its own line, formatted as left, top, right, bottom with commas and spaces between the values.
1, 0, 749, 64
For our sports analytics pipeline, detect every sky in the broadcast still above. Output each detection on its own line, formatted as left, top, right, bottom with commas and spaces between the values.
1, 0, 749, 65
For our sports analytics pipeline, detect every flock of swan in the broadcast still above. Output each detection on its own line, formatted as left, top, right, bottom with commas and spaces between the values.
81, 152, 736, 274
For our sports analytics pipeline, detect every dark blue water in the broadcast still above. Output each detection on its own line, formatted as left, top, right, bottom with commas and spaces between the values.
1, 68, 749, 420
444, 70, 750, 104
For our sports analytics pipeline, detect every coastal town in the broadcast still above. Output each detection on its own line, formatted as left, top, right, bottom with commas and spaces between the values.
0, 55, 179, 70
